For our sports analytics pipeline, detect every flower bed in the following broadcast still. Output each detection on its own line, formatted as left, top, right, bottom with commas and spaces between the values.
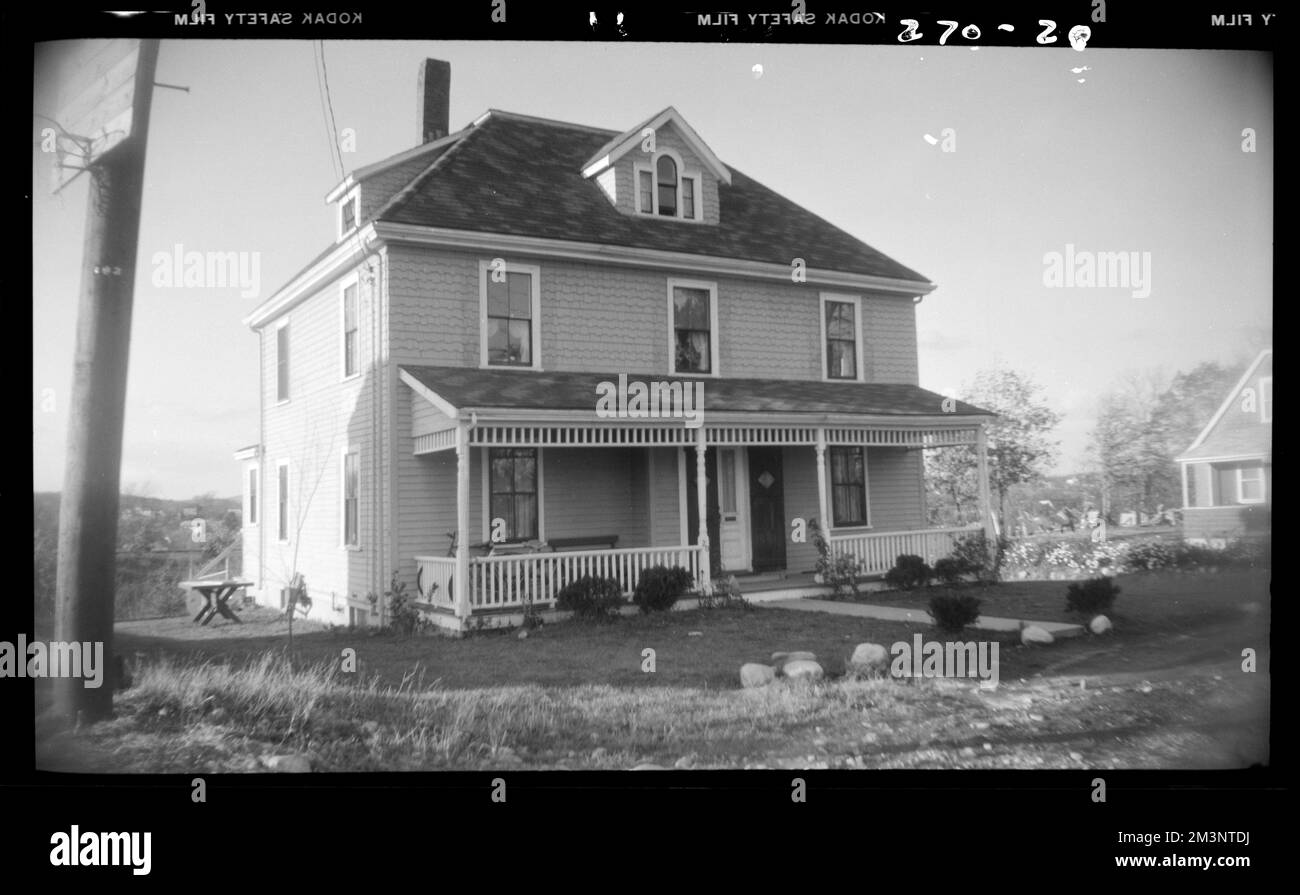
1000, 536, 1268, 580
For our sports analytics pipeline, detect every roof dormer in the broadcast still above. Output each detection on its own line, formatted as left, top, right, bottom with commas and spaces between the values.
582, 106, 729, 225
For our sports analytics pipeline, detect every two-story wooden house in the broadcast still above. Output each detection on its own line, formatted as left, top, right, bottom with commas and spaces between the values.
1176, 348, 1272, 544
236, 60, 996, 632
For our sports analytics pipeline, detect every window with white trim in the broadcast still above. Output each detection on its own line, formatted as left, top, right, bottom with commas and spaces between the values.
1237, 465, 1265, 503
635, 152, 701, 220
342, 451, 359, 546
668, 279, 718, 375
338, 190, 359, 239
489, 448, 538, 541
342, 281, 359, 378
830, 446, 870, 527
275, 322, 290, 403
246, 465, 259, 526
480, 261, 541, 369
1260, 376, 1272, 423
277, 461, 290, 542
821, 294, 863, 381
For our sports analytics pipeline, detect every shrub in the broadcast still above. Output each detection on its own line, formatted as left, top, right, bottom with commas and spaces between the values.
884, 554, 931, 590
385, 571, 432, 636
1125, 540, 1177, 571
555, 575, 624, 622
811, 520, 862, 598
1065, 576, 1121, 615
933, 557, 965, 586
929, 592, 982, 633
632, 565, 694, 613
698, 574, 752, 610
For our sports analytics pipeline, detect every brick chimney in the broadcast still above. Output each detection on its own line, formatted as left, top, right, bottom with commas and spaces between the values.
417, 59, 451, 144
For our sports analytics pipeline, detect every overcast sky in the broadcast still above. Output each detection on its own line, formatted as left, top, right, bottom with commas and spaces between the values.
32, 41, 1272, 499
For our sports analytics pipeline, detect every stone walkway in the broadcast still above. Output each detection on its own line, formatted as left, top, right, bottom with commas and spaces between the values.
762, 598, 1086, 638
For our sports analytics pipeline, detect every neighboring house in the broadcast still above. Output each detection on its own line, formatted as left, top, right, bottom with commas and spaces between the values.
236, 59, 996, 632
1176, 348, 1271, 543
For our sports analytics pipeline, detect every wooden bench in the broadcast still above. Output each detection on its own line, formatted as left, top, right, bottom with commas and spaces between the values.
547, 534, 620, 552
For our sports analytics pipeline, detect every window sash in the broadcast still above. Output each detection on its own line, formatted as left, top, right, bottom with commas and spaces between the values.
825, 300, 858, 379
486, 272, 534, 366
830, 447, 868, 526
343, 453, 359, 545
341, 198, 356, 232
343, 285, 358, 377
1239, 466, 1265, 502
278, 465, 289, 541
672, 286, 712, 373
248, 469, 258, 525
639, 170, 653, 213
682, 177, 695, 219
656, 156, 678, 216
276, 325, 290, 401
489, 449, 539, 540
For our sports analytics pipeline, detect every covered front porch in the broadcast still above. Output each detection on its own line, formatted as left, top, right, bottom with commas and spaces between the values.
400, 366, 995, 626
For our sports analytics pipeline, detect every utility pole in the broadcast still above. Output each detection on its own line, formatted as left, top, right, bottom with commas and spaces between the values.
53, 40, 160, 723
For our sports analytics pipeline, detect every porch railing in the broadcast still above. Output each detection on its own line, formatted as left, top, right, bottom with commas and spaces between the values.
415, 545, 704, 613
829, 525, 982, 576
414, 556, 457, 610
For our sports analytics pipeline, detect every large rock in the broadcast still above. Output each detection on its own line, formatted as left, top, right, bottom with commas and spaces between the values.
263, 754, 312, 773
1089, 615, 1112, 635
771, 650, 817, 665
1021, 625, 1055, 645
849, 642, 889, 671
740, 663, 777, 688
782, 659, 824, 682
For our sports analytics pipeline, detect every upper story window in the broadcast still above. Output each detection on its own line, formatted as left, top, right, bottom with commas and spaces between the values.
668, 278, 719, 375
821, 293, 864, 381
1260, 376, 1272, 423
480, 261, 542, 369
338, 190, 359, 238
342, 280, 359, 379
275, 322, 290, 403
636, 152, 700, 221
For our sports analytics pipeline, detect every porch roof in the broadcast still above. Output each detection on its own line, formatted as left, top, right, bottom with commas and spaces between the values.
399, 365, 994, 419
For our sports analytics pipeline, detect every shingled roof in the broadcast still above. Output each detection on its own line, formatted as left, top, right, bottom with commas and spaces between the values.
400, 365, 990, 418
378, 111, 930, 284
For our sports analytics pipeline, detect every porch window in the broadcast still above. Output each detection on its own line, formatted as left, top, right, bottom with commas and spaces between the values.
824, 300, 858, 379
656, 156, 678, 216
343, 451, 359, 545
486, 270, 535, 367
830, 446, 869, 527
672, 285, 713, 374
489, 448, 538, 541
1260, 377, 1272, 423
342, 282, 358, 378
1237, 465, 1265, 504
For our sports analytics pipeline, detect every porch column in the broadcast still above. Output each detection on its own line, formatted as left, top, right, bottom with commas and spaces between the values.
814, 429, 829, 538
976, 423, 997, 545
455, 423, 471, 619
695, 429, 712, 594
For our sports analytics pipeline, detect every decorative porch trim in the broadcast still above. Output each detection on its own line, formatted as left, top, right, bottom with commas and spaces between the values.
470, 424, 699, 447
414, 429, 458, 454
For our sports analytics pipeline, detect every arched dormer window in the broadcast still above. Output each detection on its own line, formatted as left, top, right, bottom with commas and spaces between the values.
656, 156, 678, 216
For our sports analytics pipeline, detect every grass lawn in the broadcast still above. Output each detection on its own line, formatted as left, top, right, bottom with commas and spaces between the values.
33, 569, 1269, 773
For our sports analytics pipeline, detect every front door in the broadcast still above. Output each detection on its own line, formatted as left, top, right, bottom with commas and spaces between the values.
748, 446, 786, 572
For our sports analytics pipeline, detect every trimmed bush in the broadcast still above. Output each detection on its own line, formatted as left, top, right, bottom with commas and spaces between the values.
929, 592, 982, 633
884, 554, 931, 590
555, 576, 624, 622
933, 557, 965, 586
1065, 577, 1120, 615
632, 565, 694, 613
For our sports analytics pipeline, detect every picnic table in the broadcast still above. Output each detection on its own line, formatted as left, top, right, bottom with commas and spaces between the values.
181, 578, 253, 625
